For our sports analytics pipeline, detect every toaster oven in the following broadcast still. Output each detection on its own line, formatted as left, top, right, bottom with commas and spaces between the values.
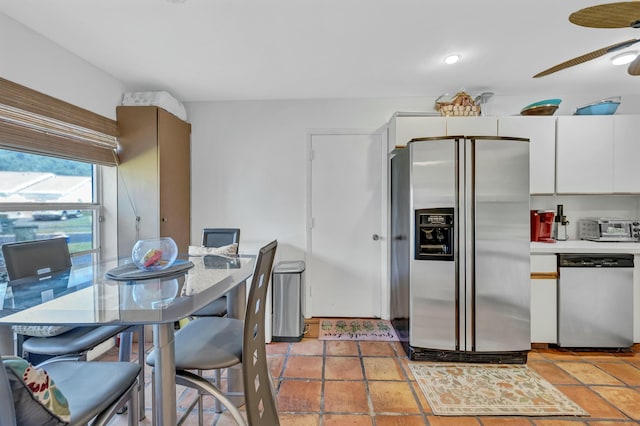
577, 218, 640, 242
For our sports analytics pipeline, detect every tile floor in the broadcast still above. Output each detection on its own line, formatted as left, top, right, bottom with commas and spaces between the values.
105, 339, 640, 425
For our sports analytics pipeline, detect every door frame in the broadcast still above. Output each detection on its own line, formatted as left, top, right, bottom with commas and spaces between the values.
305, 128, 389, 319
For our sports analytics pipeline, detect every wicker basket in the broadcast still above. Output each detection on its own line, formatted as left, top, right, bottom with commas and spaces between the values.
436, 91, 481, 117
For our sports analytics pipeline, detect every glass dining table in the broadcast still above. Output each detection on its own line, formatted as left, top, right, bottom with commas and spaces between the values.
0, 253, 255, 425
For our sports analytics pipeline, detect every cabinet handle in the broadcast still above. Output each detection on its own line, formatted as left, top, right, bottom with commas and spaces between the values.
531, 272, 558, 279
162, 218, 168, 222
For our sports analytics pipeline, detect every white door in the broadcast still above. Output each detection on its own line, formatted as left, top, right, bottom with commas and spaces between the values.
309, 132, 383, 318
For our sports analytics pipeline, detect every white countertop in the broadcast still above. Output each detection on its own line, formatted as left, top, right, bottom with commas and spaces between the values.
531, 240, 640, 254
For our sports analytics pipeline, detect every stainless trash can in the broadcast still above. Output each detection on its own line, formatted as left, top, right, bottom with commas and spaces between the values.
272, 261, 305, 342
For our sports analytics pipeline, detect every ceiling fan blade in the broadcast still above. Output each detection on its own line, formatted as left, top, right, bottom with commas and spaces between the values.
569, 2, 640, 29
533, 39, 640, 78
628, 55, 640, 75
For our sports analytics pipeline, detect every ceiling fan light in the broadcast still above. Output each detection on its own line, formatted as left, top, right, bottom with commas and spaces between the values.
444, 54, 461, 65
611, 51, 638, 66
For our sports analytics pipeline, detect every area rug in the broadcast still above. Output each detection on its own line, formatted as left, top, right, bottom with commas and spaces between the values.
409, 363, 588, 417
318, 318, 399, 341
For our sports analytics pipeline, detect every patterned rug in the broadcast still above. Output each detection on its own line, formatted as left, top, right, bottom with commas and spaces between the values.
318, 318, 399, 341
409, 363, 588, 416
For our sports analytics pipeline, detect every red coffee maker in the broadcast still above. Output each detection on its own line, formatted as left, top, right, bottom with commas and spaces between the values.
530, 210, 556, 243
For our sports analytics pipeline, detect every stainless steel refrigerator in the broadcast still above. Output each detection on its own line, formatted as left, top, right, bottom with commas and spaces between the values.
390, 136, 531, 363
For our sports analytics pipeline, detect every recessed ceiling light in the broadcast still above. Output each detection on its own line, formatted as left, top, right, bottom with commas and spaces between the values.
611, 51, 638, 66
444, 54, 462, 65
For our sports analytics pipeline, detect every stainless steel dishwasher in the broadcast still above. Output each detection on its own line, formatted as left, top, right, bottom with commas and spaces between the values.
558, 253, 634, 348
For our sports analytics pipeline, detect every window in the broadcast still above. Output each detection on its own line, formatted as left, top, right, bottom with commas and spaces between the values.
0, 77, 118, 285
0, 149, 100, 283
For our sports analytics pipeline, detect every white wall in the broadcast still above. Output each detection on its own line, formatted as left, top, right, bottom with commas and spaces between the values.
0, 14, 125, 119
187, 97, 436, 260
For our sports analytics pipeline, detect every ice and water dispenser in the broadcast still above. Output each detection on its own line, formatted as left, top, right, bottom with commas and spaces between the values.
414, 208, 454, 261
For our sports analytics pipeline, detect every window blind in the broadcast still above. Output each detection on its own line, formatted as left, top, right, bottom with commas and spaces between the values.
0, 77, 119, 166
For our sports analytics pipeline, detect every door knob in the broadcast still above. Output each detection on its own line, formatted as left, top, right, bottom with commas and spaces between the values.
372, 234, 380, 241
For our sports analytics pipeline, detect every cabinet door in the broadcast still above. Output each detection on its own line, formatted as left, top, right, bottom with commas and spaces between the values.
498, 116, 556, 194
158, 108, 191, 253
530, 254, 557, 343
556, 116, 614, 193
446, 117, 497, 136
116, 106, 161, 258
388, 115, 446, 151
530, 279, 557, 343
614, 115, 640, 193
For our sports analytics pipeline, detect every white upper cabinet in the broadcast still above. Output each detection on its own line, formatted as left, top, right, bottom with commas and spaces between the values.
446, 116, 497, 136
498, 116, 556, 195
556, 116, 614, 194
613, 115, 640, 193
389, 113, 640, 194
387, 114, 500, 153
387, 114, 445, 152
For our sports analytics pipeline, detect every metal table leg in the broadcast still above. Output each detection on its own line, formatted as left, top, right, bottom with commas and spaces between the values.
153, 323, 177, 425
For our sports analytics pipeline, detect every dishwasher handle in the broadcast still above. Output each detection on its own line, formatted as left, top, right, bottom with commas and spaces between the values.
558, 253, 634, 268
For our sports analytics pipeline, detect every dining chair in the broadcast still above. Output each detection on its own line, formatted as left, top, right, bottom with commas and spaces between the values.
190, 228, 241, 318
1, 354, 140, 425
146, 239, 279, 426
1, 237, 146, 420
2, 238, 127, 362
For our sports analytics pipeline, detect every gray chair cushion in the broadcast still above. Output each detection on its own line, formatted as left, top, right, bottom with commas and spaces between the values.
191, 296, 227, 317
146, 317, 242, 370
22, 325, 128, 355
44, 361, 140, 425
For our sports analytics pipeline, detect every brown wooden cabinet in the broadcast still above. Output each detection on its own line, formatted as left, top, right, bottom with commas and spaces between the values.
116, 106, 191, 256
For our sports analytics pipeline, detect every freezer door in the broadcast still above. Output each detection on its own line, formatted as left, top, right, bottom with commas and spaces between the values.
471, 137, 531, 352
409, 138, 458, 350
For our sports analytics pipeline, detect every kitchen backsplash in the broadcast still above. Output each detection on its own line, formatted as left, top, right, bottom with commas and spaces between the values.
530, 195, 640, 241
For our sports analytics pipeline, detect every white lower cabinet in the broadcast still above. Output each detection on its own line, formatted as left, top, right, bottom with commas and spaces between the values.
530, 254, 558, 343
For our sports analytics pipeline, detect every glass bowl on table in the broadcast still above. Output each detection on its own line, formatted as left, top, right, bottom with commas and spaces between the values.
131, 278, 180, 309
131, 237, 178, 271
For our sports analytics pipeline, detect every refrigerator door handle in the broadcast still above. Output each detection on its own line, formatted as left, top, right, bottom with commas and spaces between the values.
465, 138, 477, 352
454, 138, 461, 351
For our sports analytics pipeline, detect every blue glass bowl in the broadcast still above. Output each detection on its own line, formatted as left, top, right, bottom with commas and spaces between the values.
131, 237, 178, 271
575, 99, 620, 115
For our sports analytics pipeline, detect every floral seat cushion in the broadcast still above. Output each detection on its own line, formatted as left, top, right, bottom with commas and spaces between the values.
2, 356, 70, 425
12, 325, 75, 337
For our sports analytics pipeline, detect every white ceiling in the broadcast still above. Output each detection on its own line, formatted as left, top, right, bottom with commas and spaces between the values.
1, 0, 639, 102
